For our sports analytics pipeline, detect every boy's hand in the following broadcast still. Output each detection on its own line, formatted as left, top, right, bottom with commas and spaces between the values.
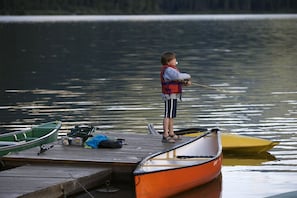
183, 79, 192, 86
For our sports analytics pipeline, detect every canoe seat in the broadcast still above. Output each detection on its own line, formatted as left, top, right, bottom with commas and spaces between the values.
14, 133, 38, 142
16, 137, 38, 142
176, 155, 214, 159
25, 137, 38, 141
144, 156, 214, 168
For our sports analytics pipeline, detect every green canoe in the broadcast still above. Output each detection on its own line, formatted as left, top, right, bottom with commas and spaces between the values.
0, 121, 62, 156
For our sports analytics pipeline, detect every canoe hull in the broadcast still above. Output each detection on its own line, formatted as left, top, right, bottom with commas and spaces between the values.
0, 121, 62, 156
134, 155, 222, 198
134, 130, 222, 198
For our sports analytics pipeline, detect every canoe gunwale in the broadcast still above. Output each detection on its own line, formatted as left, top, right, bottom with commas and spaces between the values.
0, 121, 62, 138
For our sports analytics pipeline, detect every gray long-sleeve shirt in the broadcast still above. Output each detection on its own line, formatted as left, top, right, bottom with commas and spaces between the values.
163, 67, 191, 82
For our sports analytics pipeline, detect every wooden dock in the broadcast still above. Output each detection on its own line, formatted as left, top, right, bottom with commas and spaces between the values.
0, 165, 111, 197
0, 132, 191, 197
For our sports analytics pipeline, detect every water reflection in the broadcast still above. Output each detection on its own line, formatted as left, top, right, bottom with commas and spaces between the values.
173, 174, 222, 198
223, 152, 277, 166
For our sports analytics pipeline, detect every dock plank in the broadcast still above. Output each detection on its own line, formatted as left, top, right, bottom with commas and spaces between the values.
2, 133, 189, 166
0, 164, 112, 198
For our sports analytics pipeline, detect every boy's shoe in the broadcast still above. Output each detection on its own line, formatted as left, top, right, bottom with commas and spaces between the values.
162, 136, 175, 143
170, 134, 182, 141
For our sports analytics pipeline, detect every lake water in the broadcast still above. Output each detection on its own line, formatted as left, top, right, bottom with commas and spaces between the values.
0, 14, 297, 197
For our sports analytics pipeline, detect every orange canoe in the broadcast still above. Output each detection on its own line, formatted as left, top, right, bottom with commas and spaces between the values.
134, 129, 222, 198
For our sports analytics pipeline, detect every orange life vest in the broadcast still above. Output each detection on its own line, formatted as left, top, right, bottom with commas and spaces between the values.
160, 65, 182, 94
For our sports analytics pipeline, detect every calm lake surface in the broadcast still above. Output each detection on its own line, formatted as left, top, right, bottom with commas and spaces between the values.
0, 14, 297, 197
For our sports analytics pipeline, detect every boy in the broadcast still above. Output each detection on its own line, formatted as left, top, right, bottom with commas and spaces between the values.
160, 52, 192, 143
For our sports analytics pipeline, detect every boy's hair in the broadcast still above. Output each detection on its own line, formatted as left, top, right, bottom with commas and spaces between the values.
161, 52, 176, 65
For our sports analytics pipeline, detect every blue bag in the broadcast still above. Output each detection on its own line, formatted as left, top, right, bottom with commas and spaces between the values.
85, 134, 108, 148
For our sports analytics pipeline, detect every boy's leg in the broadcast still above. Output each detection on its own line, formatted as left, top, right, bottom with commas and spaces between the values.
167, 100, 181, 139
163, 117, 169, 137
163, 99, 170, 137
168, 99, 177, 136
168, 118, 174, 135
163, 117, 175, 143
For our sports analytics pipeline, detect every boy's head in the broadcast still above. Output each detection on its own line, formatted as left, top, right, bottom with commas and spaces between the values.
161, 52, 176, 65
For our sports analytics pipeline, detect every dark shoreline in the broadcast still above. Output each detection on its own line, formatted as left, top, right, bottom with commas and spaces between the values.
1, 0, 296, 15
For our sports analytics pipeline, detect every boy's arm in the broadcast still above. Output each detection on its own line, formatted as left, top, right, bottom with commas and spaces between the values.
163, 67, 191, 81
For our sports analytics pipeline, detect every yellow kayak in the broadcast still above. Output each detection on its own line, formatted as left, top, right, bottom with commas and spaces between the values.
185, 132, 279, 154
147, 124, 279, 154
